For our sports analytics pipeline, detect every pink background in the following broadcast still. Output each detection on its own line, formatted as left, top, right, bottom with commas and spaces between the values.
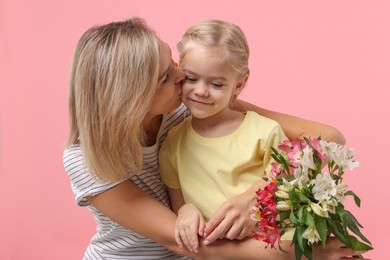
1, 0, 388, 259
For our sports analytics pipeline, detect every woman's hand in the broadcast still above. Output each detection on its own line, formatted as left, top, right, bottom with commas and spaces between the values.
312, 237, 370, 260
175, 203, 205, 253
203, 191, 256, 246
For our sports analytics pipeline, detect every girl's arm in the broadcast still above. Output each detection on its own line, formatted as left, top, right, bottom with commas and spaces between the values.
167, 188, 186, 214
168, 188, 206, 253
235, 100, 346, 144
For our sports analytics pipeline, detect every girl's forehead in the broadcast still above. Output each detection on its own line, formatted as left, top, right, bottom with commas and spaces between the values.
182, 48, 229, 70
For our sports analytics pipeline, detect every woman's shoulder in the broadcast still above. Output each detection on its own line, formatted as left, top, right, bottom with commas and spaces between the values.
62, 144, 123, 206
165, 103, 190, 122
63, 144, 83, 168
161, 103, 190, 134
63, 143, 82, 153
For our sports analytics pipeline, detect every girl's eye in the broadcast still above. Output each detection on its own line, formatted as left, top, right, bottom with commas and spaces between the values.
211, 82, 223, 88
185, 76, 197, 83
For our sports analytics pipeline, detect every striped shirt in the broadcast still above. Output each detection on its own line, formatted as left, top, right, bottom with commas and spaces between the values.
63, 104, 190, 260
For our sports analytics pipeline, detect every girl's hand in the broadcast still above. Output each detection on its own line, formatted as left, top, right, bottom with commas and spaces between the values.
175, 203, 205, 253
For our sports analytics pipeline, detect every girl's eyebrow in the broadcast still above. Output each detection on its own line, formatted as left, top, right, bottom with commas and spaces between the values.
182, 69, 228, 81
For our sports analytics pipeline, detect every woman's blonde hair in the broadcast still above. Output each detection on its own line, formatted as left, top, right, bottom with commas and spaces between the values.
177, 19, 250, 79
67, 17, 160, 182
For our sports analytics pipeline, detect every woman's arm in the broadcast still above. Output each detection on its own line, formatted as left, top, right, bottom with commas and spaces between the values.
198, 236, 367, 260
235, 100, 346, 144
87, 181, 366, 259
87, 181, 188, 255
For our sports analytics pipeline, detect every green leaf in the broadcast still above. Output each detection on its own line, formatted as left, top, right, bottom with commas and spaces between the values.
336, 206, 348, 230
345, 211, 372, 245
298, 207, 304, 223
279, 211, 290, 222
329, 212, 342, 228
345, 209, 363, 228
289, 188, 299, 206
327, 218, 373, 252
345, 191, 361, 207
296, 226, 305, 252
298, 193, 310, 203
303, 137, 312, 147
345, 235, 373, 251
278, 243, 289, 254
271, 147, 280, 155
329, 219, 373, 251
314, 214, 327, 247
271, 153, 282, 164
303, 245, 313, 260
280, 156, 291, 175
294, 241, 303, 260
303, 210, 315, 227
327, 218, 349, 246
290, 211, 300, 226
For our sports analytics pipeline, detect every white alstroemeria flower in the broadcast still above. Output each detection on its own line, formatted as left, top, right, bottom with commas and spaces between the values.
335, 182, 348, 203
312, 173, 337, 202
279, 178, 295, 192
321, 198, 338, 217
347, 159, 361, 170
303, 226, 321, 245
308, 201, 326, 217
293, 167, 310, 188
333, 146, 360, 170
275, 190, 290, 199
276, 201, 292, 211
319, 140, 338, 162
298, 147, 316, 170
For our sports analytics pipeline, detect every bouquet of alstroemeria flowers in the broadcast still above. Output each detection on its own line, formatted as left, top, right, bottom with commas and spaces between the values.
251, 137, 373, 260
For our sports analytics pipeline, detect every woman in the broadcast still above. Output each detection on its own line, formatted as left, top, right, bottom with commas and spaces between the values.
63, 17, 362, 259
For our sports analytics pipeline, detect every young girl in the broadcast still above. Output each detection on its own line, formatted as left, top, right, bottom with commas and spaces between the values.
158, 19, 300, 253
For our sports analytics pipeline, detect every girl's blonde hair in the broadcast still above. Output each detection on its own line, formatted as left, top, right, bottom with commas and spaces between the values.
177, 19, 250, 79
67, 17, 160, 182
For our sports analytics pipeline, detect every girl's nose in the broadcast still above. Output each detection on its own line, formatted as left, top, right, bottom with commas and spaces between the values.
194, 83, 208, 96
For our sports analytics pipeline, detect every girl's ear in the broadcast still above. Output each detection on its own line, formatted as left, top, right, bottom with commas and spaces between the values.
234, 74, 249, 96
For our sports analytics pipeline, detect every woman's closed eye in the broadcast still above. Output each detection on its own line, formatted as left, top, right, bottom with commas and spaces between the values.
162, 73, 171, 85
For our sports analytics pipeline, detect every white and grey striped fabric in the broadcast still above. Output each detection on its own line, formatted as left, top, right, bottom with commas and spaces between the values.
63, 104, 190, 260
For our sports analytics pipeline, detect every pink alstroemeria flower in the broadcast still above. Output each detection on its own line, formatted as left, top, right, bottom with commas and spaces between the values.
310, 138, 327, 161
